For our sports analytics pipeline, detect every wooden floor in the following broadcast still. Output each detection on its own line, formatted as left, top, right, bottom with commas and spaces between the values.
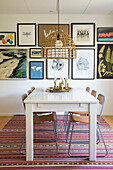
0, 116, 113, 130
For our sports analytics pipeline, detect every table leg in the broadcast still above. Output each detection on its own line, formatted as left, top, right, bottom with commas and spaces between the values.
89, 103, 97, 161
26, 104, 33, 161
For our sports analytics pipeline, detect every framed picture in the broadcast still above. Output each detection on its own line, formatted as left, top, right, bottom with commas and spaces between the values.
46, 59, 69, 79
71, 23, 95, 47
97, 44, 113, 79
72, 49, 95, 80
0, 48, 28, 79
97, 27, 113, 42
38, 24, 69, 46
29, 48, 42, 58
0, 32, 16, 46
29, 61, 44, 79
17, 23, 36, 46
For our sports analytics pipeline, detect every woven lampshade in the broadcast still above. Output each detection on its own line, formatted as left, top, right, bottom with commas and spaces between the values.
41, 30, 77, 59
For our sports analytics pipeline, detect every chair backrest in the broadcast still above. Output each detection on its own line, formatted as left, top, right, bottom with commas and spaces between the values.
28, 90, 32, 95
31, 86, 35, 91
21, 94, 27, 109
91, 90, 97, 98
86, 87, 90, 93
97, 94, 105, 124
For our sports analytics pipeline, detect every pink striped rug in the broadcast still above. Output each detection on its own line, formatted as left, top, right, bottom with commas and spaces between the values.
0, 115, 113, 169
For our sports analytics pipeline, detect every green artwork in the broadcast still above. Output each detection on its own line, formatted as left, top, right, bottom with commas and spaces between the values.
97, 44, 113, 79
0, 49, 27, 79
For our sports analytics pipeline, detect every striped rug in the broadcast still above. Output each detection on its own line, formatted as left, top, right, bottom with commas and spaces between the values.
0, 115, 113, 169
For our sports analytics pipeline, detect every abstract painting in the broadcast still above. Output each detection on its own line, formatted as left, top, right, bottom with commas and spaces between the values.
0, 49, 28, 79
97, 27, 113, 42
29, 61, 44, 79
29, 48, 42, 58
46, 59, 69, 79
71, 23, 95, 47
17, 23, 36, 46
0, 32, 16, 46
97, 44, 113, 79
72, 49, 95, 80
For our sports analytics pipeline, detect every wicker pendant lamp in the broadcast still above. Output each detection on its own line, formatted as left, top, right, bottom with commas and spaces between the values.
41, 0, 77, 59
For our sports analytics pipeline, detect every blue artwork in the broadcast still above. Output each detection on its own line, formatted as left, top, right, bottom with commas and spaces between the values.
30, 61, 44, 79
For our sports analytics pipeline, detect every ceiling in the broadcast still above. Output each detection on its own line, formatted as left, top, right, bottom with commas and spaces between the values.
0, 0, 113, 15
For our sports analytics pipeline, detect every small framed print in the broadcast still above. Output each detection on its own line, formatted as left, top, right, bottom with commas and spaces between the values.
72, 49, 95, 80
17, 23, 36, 46
46, 59, 69, 79
71, 23, 95, 47
29, 61, 44, 79
97, 27, 113, 42
29, 48, 42, 58
0, 32, 16, 46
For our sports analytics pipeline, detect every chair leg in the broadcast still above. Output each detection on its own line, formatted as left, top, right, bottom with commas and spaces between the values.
63, 112, 68, 131
53, 121, 58, 154
68, 122, 74, 156
20, 135, 26, 155
66, 118, 71, 142
97, 124, 108, 157
96, 129, 100, 144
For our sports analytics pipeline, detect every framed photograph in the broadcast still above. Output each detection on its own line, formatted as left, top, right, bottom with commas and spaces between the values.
29, 48, 42, 58
29, 61, 44, 79
0, 48, 28, 79
97, 27, 113, 42
72, 49, 95, 80
17, 23, 36, 46
97, 44, 113, 79
46, 59, 69, 79
71, 23, 95, 47
38, 24, 69, 46
0, 32, 16, 46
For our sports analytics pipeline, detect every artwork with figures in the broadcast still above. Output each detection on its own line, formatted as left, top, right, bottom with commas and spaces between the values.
97, 44, 113, 79
72, 49, 95, 80
29, 61, 44, 79
0, 32, 16, 46
38, 24, 69, 46
0, 49, 27, 79
46, 59, 69, 79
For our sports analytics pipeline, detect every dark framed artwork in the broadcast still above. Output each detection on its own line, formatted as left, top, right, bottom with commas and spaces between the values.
0, 32, 16, 46
97, 44, 113, 79
72, 49, 95, 80
46, 59, 69, 79
38, 24, 69, 46
71, 23, 95, 47
17, 23, 36, 46
29, 48, 42, 58
0, 48, 28, 79
29, 61, 44, 79
97, 27, 113, 42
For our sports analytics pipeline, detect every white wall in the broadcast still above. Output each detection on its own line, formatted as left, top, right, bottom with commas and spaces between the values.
0, 14, 113, 115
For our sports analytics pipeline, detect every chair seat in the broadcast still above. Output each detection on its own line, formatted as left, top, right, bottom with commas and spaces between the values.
70, 114, 98, 124
68, 111, 88, 115
34, 113, 56, 123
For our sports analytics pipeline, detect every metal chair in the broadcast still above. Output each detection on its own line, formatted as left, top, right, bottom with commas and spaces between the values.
64, 89, 97, 131
20, 93, 58, 155
67, 93, 108, 157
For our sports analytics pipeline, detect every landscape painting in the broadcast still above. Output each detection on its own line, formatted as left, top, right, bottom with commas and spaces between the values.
97, 44, 113, 79
0, 49, 27, 79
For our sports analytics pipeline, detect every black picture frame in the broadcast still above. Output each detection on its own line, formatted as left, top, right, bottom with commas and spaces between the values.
29, 48, 42, 58
29, 61, 44, 80
17, 23, 36, 46
0, 32, 16, 46
97, 27, 113, 42
71, 23, 95, 47
71, 48, 95, 80
46, 59, 69, 80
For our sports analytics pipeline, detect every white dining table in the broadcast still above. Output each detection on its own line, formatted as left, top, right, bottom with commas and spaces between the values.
24, 87, 98, 161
